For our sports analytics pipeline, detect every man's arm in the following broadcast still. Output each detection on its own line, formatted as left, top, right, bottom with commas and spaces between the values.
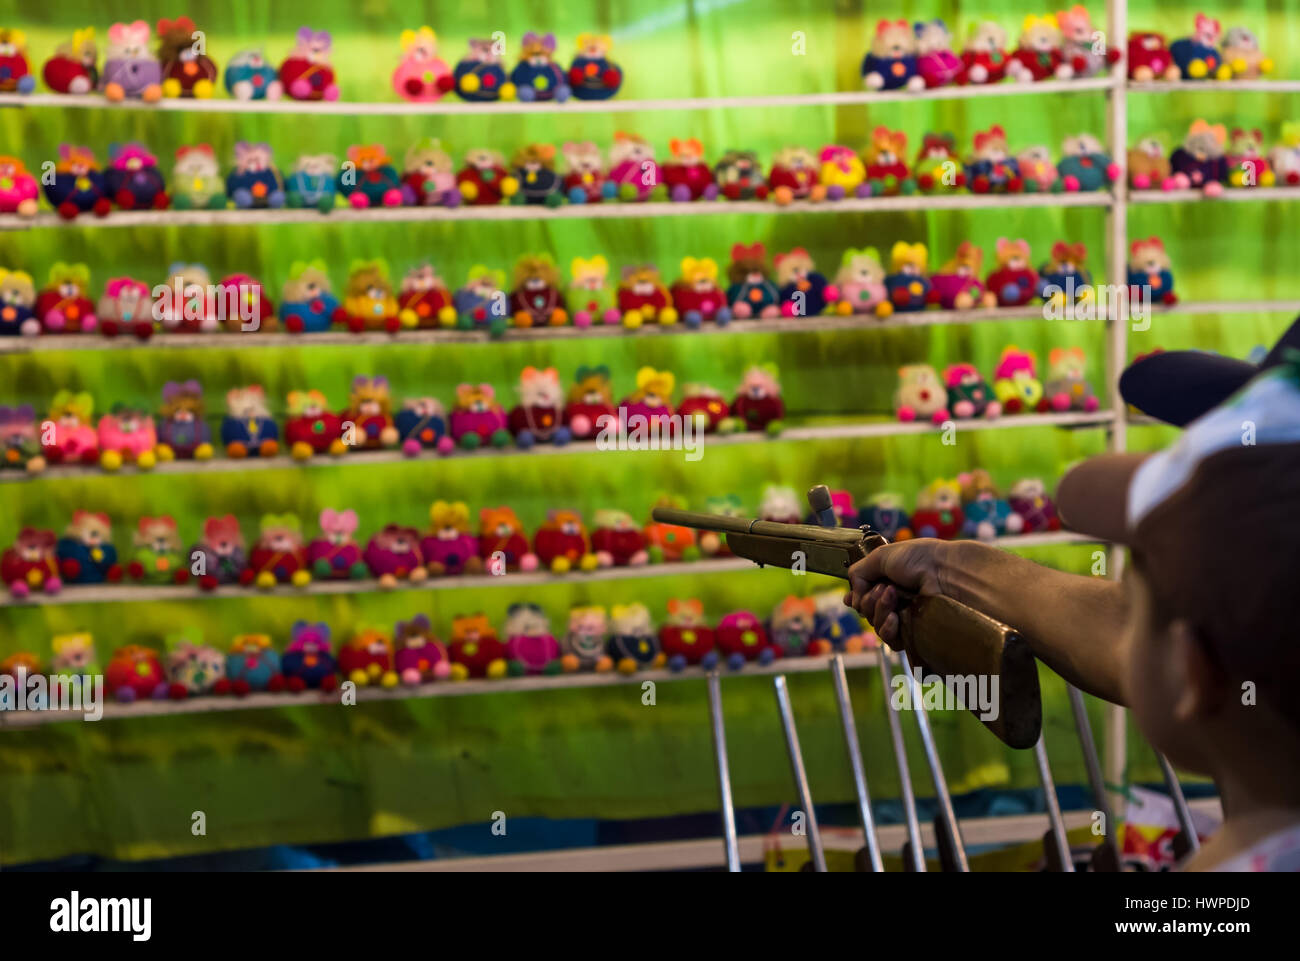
846, 539, 1128, 705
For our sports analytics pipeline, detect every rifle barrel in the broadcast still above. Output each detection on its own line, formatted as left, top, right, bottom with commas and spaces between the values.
651, 508, 869, 546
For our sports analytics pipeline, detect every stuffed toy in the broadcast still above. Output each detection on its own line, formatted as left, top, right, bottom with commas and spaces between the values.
245, 514, 311, 588
157, 16, 217, 98
101, 20, 162, 101
677, 383, 730, 434
915, 20, 962, 88
155, 380, 212, 460
567, 256, 621, 326
643, 496, 698, 562
163, 629, 228, 698
958, 21, 1011, 84
944, 363, 1001, 419
911, 479, 965, 539
96, 276, 153, 339
338, 144, 403, 209
0, 405, 46, 474
221, 385, 279, 458
716, 610, 776, 668
1008, 478, 1061, 532
453, 267, 509, 337
617, 264, 677, 327
1127, 237, 1177, 306
225, 634, 284, 694
216, 273, 274, 333
1269, 124, 1300, 186
885, 241, 932, 311
509, 255, 568, 327
894, 364, 950, 424
450, 382, 511, 448
931, 242, 994, 309
1, 652, 41, 687
562, 606, 614, 671
0, 268, 36, 336
1226, 128, 1275, 188
858, 492, 913, 541
395, 614, 452, 684
760, 484, 803, 524
607, 602, 663, 673
1007, 14, 1072, 82
2, 528, 62, 597
695, 495, 743, 554
456, 148, 519, 205
1037, 240, 1092, 305
170, 144, 225, 210
591, 509, 649, 566
308, 508, 367, 580
833, 247, 891, 316
986, 238, 1038, 306
285, 153, 338, 212
511, 31, 569, 101
1223, 26, 1273, 79
812, 590, 872, 652
1128, 136, 1171, 189
105, 142, 169, 210
569, 33, 621, 99
663, 138, 717, 202
913, 131, 965, 191
713, 150, 769, 200
1058, 133, 1119, 191
992, 346, 1048, 413
769, 596, 820, 658
563, 364, 616, 440
0, 156, 38, 218
511, 143, 565, 206
281, 621, 339, 692
477, 506, 537, 572
342, 375, 399, 449
560, 141, 613, 205
448, 613, 507, 680
189, 515, 247, 590
1169, 119, 1227, 194
1044, 346, 1100, 412
395, 262, 455, 331
670, 256, 733, 326
725, 243, 780, 318
279, 261, 345, 333
1015, 145, 1058, 192
731, 364, 785, 433
532, 509, 596, 573
396, 396, 450, 455
43, 144, 110, 219
402, 139, 460, 207
767, 145, 823, 204
153, 262, 215, 334
105, 645, 167, 702
446, 37, 513, 101
1127, 32, 1179, 81
818, 144, 867, 198
607, 132, 663, 201
339, 628, 399, 688
42, 390, 98, 463
1059, 6, 1122, 77
225, 141, 285, 209
392, 26, 449, 101
57, 510, 121, 584
620, 366, 677, 435
659, 598, 718, 671
1170, 13, 1232, 80
42, 28, 98, 94
965, 125, 1022, 193
504, 603, 563, 675
279, 26, 339, 100
284, 389, 345, 459
343, 261, 399, 333
422, 501, 483, 576
51, 632, 100, 679
861, 18, 923, 90
97, 403, 159, 470
224, 49, 281, 100
509, 366, 571, 447
959, 469, 1024, 541
863, 126, 914, 195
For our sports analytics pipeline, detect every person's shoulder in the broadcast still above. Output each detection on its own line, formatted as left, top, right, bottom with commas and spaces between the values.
1211, 823, 1300, 872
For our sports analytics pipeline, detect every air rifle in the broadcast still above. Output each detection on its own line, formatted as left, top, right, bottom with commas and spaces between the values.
651, 486, 1042, 749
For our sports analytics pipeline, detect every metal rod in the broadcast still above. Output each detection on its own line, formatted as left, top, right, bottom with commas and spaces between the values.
773, 675, 827, 872
829, 654, 884, 872
706, 671, 741, 872
877, 651, 926, 871
1034, 734, 1076, 872
1157, 752, 1201, 855
897, 650, 970, 871
1068, 684, 1121, 866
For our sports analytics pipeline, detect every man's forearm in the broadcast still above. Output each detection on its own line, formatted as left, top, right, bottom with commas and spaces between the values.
939, 541, 1128, 704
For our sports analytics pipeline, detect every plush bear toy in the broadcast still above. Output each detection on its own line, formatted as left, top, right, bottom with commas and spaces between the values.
57, 510, 121, 584
445, 38, 513, 101
912, 132, 965, 192
342, 376, 400, 449
1225, 128, 1274, 188
643, 496, 699, 563
399, 266, 455, 332
725, 243, 780, 318
1007, 14, 1072, 82
394, 614, 452, 684
101, 20, 162, 101
915, 20, 963, 88
862, 126, 914, 196
560, 141, 614, 205
563, 365, 616, 440
715, 610, 776, 669
0, 405, 46, 474
1057, 133, 1120, 191
504, 603, 563, 676
339, 628, 399, 688
1169, 119, 1228, 194
1044, 346, 1100, 412
767, 145, 823, 203
43, 145, 111, 220
895, 364, 950, 424
607, 602, 664, 673
509, 255, 568, 326
41, 390, 98, 464
224, 49, 281, 100
156, 380, 212, 460
911, 479, 965, 539
401, 138, 460, 208
188, 515, 248, 590
338, 144, 403, 209
510, 31, 569, 101
713, 150, 769, 200
665, 257, 729, 327
280, 260, 346, 333
281, 621, 339, 691
1059, 6, 1122, 77
392, 26, 449, 101
959, 469, 1024, 541
769, 596, 821, 658
731, 364, 785, 433
812, 590, 873, 652
1126, 236, 1177, 306
422, 501, 483, 576
567, 256, 621, 326
225, 634, 284, 695
1128, 136, 1171, 189
456, 148, 519, 206
396, 396, 450, 455
1223, 26, 1273, 79
0, 268, 36, 336
245, 514, 311, 588
279, 26, 339, 100
105, 645, 167, 702
1128, 32, 1179, 81
171, 144, 226, 210
105, 142, 169, 210
363, 524, 427, 587
508, 366, 571, 447
284, 389, 345, 459
477, 507, 537, 572
450, 382, 511, 448
992, 346, 1048, 413
591, 509, 649, 566
42, 27, 97, 94
1169, 13, 1232, 80
448, 614, 507, 680
157, 16, 218, 98
51, 632, 101, 680
1015, 145, 1058, 192
662, 138, 717, 202
226, 141, 285, 209
958, 21, 1011, 84
862, 18, 924, 90
2, 528, 62, 597
833, 247, 891, 316
986, 238, 1038, 306
1008, 478, 1061, 532
1036, 241, 1092, 305
97, 403, 159, 471
773, 248, 834, 318
343, 261, 399, 333
818, 144, 868, 198
607, 132, 663, 202
620, 367, 677, 436
944, 363, 1001, 419
307, 508, 368, 580
568, 33, 621, 100
659, 598, 718, 671
858, 493, 913, 541
965, 125, 1022, 193
511, 143, 565, 206
884, 241, 932, 311
617, 264, 676, 326
163, 629, 228, 698
0, 156, 39, 219
285, 154, 337, 212
221, 386, 279, 458
95, 276, 153, 340
562, 606, 614, 672
931, 242, 994, 309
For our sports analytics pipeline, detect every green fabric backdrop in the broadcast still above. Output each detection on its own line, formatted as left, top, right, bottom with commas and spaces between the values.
0, 0, 1294, 864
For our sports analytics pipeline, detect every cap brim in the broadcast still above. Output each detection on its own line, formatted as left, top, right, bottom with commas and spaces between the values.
1119, 352, 1256, 427
1055, 452, 1152, 544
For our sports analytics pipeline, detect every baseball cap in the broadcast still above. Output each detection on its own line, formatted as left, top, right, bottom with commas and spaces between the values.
1119, 316, 1300, 427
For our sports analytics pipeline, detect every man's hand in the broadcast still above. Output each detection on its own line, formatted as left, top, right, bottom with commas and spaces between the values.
844, 539, 956, 645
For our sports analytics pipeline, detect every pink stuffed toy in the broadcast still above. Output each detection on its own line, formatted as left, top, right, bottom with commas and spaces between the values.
392, 26, 450, 101
308, 508, 368, 580
97, 405, 158, 468
363, 524, 428, 588
0, 156, 39, 217
394, 613, 452, 684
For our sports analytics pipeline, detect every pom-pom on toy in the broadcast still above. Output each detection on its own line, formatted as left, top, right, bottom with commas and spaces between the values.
226, 634, 284, 694
959, 469, 1024, 541
224, 49, 281, 100
448, 614, 507, 680
862, 18, 924, 90
607, 132, 663, 202
281, 621, 339, 692
591, 509, 649, 566
767, 145, 823, 203
563, 365, 616, 440
171, 144, 225, 210
338, 144, 403, 209
421, 501, 484, 576
992, 346, 1048, 413
1008, 478, 1061, 532
561, 141, 613, 204
1127, 136, 1171, 189
0, 156, 38, 218
569, 33, 621, 99
225, 141, 285, 209
1127, 32, 1179, 81
395, 614, 451, 684
607, 603, 665, 673
220, 385, 279, 458
105, 142, 169, 210
509, 366, 571, 447
0, 405, 47, 474
56, 510, 121, 584
1036, 241, 1093, 307
672, 256, 733, 325
567, 256, 620, 326
105, 645, 166, 702
96, 276, 153, 340
2, 528, 62, 597
164, 628, 227, 697
343, 261, 399, 333
42, 28, 98, 94
931, 242, 995, 309
563, 606, 613, 672
958, 21, 1011, 84
1226, 127, 1274, 188
157, 16, 217, 98
964, 125, 1022, 193
659, 598, 718, 671
1007, 14, 1073, 82
156, 380, 212, 460
773, 248, 833, 318
1059, 6, 1122, 77
663, 138, 717, 202
393, 26, 449, 101
915, 20, 963, 88
453, 266, 509, 336
339, 627, 399, 687
0, 28, 36, 94
725, 243, 780, 319
1168, 119, 1227, 194
911, 479, 965, 539
884, 241, 932, 311
617, 264, 676, 325
913, 132, 965, 192
307, 508, 368, 580
400, 139, 460, 208
511, 31, 569, 102
43, 145, 110, 220
0, 268, 37, 336
101, 20, 162, 101
279, 27, 339, 101
863, 126, 915, 195
504, 603, 563, 676
97, 403, 159, 471
944, 363, 1001, 419
818, 144, 867, 198
279, 260, 345, 332
769, 596, 821, 658
716, 610, 776, 669
478, 506, 537, 573
509, 255, 568, 327
244, 514, 311, 589
447, 37, 513, 102
284, 153, 337, 212
1057, 133, 1119, 191
450, 382, 511, 449
188, 515, 247, 591
1223, 26, 1273, 79
456, 148, 518, 206
512, 143, 565, 206
985, 237, 1038, 306
1044, 346, 1100, 412
834, 247, 892, 316
41, 390, 98, 464
857, 493, 913, 542
342, 375, 400, 449
1169, 13, 1232, 81
894, 364, 950, 425
285, 389, 345, 459
713, 150, 769, 200
731, 364, 785, 433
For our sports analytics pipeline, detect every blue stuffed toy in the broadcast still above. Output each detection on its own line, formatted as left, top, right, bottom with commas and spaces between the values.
861, 18, 924, 90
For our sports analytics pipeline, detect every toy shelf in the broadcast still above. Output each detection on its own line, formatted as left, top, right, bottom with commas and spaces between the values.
0, 410, 1118, 486
1130, 187, 1300, 205
1129, 80, 1300, 94
0, 531, 1098, 610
